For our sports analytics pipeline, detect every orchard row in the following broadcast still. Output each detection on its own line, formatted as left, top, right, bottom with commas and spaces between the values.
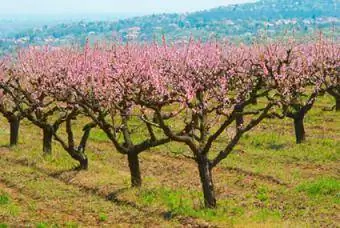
0, 37, 339, 208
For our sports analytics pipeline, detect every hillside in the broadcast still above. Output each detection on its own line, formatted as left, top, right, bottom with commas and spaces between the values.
0, 0, 339, 54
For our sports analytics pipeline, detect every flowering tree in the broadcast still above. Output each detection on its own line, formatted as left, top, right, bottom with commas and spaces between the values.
1, 47, 94, 170
256, 41, 321, 144
1, 36, 338, 207
68, 43, 172, 186
0, 58, 24, 146
4, 47, 72, 154
258, 38, 340, 143
134, 41, 278, 208
317, 39, 340, 111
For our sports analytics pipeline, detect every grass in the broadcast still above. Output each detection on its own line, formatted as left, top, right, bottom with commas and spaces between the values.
35, 223, 49, 228
0, 191, 20, 218
0, 192, 10, 205
98, 213, 108, 222
0, 95, 339, 227
296, 178, 340, 197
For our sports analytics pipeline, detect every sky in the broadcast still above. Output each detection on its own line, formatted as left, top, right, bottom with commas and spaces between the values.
0, 0, 257, 15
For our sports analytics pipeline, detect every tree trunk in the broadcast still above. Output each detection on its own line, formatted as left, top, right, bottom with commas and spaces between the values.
336, 97, 340, 112
70, 151, 89, 170
127, 152, 142, 187
78, 156, 88, 170
235, 105, 244, 128
294, 115, 305, 144
43, 126, 53, 154
197, 155, 216, 208
252, 97, 258, 105
9, 117, 20, 147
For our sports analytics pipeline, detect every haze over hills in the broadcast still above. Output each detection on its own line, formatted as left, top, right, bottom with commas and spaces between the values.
0, 0, 339, 55
0, 13, 141, 38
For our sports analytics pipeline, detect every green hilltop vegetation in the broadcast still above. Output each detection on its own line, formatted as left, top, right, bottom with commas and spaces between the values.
0, 0, 339, 55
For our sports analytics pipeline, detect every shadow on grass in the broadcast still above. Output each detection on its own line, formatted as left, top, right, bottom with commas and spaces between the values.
0, 144, 12, 149
0, 156, 210, 227
169, 152, 289, 186
267, 143, 286, 151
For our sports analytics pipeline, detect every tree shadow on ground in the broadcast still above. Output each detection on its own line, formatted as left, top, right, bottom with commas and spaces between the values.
0, 156, 210, 227
267, 143, 286, 151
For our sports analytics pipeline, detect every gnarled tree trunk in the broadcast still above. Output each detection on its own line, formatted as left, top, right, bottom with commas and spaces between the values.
127, 152, 142, 187
53, 119, 94, 170
235, 105, 244, 128
294, 114, 305, 144
197, 155, 216, 208
70, 152, 88, 170
79, 157, 88, 170
252, 97, 258, 105
327, 88, 340, 112
9, 115, 20, 147
43, 126, 53, 154
336, 97, 340, 112
72, 123, 93, 170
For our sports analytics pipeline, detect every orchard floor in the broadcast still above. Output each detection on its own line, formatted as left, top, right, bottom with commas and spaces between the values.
0, 95, 339, 227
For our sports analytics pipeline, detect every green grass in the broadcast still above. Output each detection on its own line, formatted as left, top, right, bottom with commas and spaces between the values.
98, 213, 108, 222
296, 178, 340, 197
36, 223, 48, 228
65, 222, 79, 228
253, 208, 282, 223
256, 187, 269, 202
0, 94, 339, 227
138, 187, 232, 222
137, 186, 288, 225
0, 192, 10, 205
0, 192, 20, 217
90, 129, 109, 143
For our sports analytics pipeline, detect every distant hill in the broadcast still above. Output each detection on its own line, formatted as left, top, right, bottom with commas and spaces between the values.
1, 0, 339, 55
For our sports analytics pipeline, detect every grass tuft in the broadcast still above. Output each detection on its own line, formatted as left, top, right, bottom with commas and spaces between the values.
36, 222, 48, 228
256, 187, 269, 202
296, 178, 340, 196
0, 192, 10, 205
98, 213, 108, 222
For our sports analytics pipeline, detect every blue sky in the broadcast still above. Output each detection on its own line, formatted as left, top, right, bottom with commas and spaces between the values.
0, 0, 256, 15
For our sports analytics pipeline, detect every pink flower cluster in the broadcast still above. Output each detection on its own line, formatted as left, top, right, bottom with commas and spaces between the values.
0, 38, 338, 112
